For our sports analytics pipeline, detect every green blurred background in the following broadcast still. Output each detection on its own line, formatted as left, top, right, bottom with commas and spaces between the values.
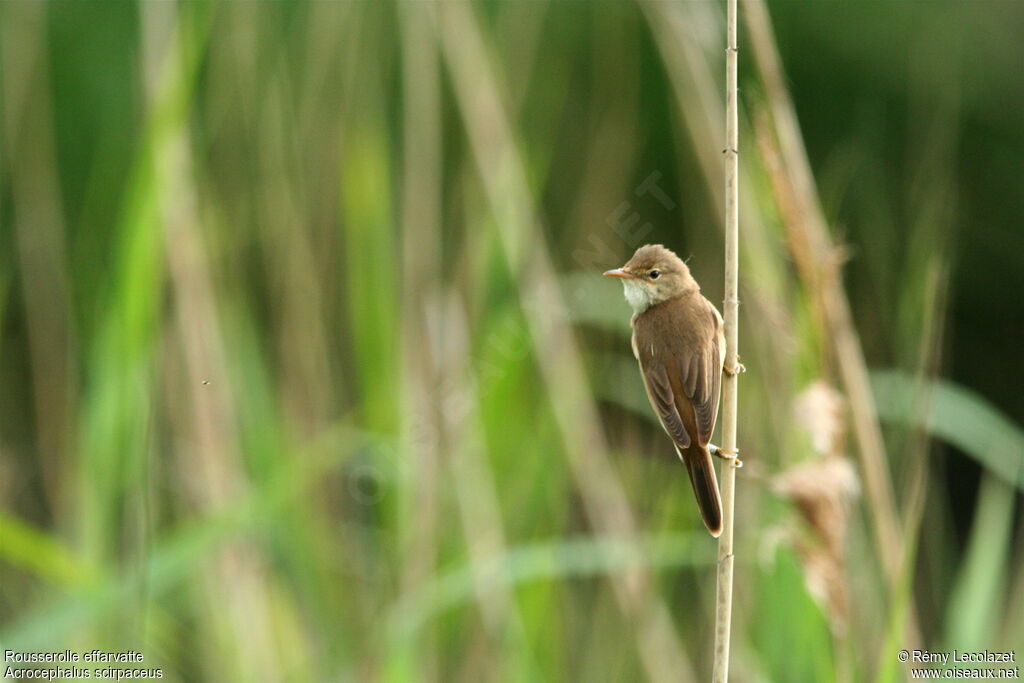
1, 1, 1022, 681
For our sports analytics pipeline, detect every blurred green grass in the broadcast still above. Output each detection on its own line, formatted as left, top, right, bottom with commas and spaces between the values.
1, 1, 1022, 681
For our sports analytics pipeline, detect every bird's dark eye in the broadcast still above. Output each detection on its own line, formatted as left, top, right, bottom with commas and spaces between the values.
649, 270, 660, 279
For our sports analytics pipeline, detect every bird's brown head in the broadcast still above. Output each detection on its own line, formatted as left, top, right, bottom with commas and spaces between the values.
603, 244, 698, 313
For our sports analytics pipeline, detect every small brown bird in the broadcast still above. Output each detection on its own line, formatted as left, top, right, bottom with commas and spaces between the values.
605, 244, 728, 536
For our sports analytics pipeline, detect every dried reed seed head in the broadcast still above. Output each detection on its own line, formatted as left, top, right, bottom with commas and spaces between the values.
773, 453, 860, 638
793, 537, 850, 638
773, 456, 860, 549
793, 380, 846, 457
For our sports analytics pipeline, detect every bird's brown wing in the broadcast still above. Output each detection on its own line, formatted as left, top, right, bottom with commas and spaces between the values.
680, 303, 722, 446
639, 361, 691, 449
633, 295, 724, 448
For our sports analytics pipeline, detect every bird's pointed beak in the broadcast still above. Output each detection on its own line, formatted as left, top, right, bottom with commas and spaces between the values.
603, 268, 635, 279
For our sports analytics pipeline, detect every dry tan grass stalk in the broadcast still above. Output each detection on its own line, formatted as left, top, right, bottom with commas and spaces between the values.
0, 1, 77, 517
712, 0, 742, 679
743, 0, 921, 647
434, 3, 696, 680
398, 5, 444, 675
434, 293, 533, 669
145, 5, 284, 676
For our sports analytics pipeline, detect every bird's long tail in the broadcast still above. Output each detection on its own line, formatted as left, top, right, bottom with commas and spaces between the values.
679, 445, 723, 537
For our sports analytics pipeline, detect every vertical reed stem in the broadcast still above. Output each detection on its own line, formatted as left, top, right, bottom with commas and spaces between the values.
713, 0, 740, 679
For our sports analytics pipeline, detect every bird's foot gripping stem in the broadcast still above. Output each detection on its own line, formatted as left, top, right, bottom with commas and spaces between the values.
723, 354, 746, 376
710, 444, 743, 468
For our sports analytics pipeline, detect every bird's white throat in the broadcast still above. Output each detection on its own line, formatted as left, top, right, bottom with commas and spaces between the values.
622, 279, 654, 313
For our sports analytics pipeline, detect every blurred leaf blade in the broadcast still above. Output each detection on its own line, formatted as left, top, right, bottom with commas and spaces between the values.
0, 512, 97, 590
389, 532, 714, 647
943, 474, 1015, 653
871, 369, 1024, 490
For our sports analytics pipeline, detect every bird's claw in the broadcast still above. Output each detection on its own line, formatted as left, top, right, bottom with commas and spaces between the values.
709, 444, 744, 468
723, 358, 746, 376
